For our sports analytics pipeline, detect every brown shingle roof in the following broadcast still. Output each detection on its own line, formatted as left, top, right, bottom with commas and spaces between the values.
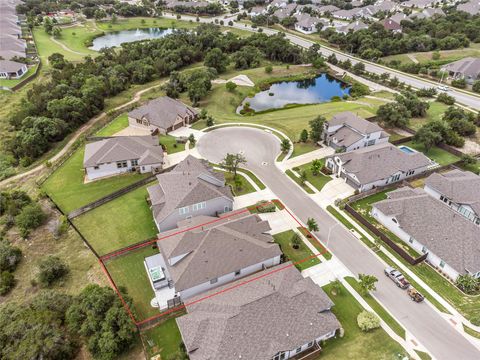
176, 264, 340, 360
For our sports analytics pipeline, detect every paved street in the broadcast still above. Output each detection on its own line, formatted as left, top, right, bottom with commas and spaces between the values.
197, 127, 480, 360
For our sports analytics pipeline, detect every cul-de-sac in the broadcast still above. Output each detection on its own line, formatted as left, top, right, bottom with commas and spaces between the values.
1, 0, 480, 359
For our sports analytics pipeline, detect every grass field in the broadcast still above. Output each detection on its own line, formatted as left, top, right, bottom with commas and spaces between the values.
54, 22, 100, 55
73, 183, 158, 255
105, 245, 159, 321
273, 230, 320, 270
142, 318, 185, 358
295, 159, 332, 192
96, 113, 129, 136
401, 140, 460, 166
319, 282, 408, 360
42, 148, 149, 213
33, 27, 86, 66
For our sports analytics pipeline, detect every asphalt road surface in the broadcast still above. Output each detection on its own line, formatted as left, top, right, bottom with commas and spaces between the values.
197, 126, 480, 360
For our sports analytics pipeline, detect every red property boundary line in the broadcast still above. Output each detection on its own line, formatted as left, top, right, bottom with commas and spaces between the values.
98, 200, 329, 327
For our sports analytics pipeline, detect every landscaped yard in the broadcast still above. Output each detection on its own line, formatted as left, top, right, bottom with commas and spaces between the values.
105, 245, 159, 321
0, 65, 38, 88
285, 169, 315, 194
223, 172, 256, 196
72, 184, 158, 255
273, 230, 320, 271
318, 282, 408, 360
42, 147, 149, 213
401, 140, 461, 166
294, 159, 332, 192
159, 134, 186, 154
141, 317, 185, 359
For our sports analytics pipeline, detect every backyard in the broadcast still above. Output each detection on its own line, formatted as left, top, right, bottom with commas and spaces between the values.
141, 317, 185, 359
408, 101, 450, 131
72, 183, 158, 255
318, 282, 408, 360
105, 245, 160, 321
401, 140, 460, 166
273, 230, 321, 271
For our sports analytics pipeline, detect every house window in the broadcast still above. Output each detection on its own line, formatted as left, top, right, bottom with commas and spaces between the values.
136, 119, 142, 125
307, 342, 314, 348
131, 159, 138, 166
295, 347, 302, 354
422, 246, 427, 254
210, 277, 218, 284
179, 206, 189, 215
116, 161, 127, 169
440, 260, 445, 268
192, 202, 206, 211
94, 166, 99, 170
392, 218, 397, 224
367, 139, 376, 146
408, 236, 414, 244
235, 270, 241, 276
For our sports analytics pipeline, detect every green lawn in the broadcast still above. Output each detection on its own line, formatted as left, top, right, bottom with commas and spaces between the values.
319, 282, 408, 360
286, 169, 315, 194
297, 227, 332, 260
142, 318, 185, 358
42, 148, 149, 213
33, 27, 86, 66
295, 159, 332, 192
401, 140, 460, 166
238, 168, 266, 190
273, 230, 320, 271
409, 101, 450, 131
54, 22, 100, 56
105, 245, 159, 321
291, 141, 319, 158
96, 113, 129, 136
223, 172, 256, 196
345, 277, 406, 339
159, 134, 185, 154
72, 184, 158, 255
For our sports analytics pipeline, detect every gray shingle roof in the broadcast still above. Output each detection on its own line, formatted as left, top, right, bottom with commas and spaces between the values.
328, 111, 383, 134
373, 187, 480, 274
83, 135, 163, 167
457, 0, 480, 15
0, 59, 24, 72
157, 214, 282, 291
331, 142, 432, 184
148, 155, 233, 226
128, 96, 198, 131
441, 57, 480, 80
176, 264, 340, 360
425, 169, 480, 215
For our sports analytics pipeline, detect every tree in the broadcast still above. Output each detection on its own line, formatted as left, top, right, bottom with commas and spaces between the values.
220, 153, 247, 177
310, 159, 323, 176
94, 9, 107, 21
280, 138, 291, 153
455, 274, 479, 295
225, 81, 237, 92
395, 92, 429, 118
188, 133, 196, 147
473, 81, 480, 94
265, 65, 273, 74
461, 154, 477, 166
37, 256, 69, 287
352, 62, 365, 75
309, 116, 326, 142
300, 170, 307, 185
437, 92, 455, 105
0, 240, 22, 272
291, 233, 301, 249
111, 13, 118, 24
349, 82, 370, 98
15, 203, 46, 238
358, 273, 378, 295
206, 116, 215, 127
376, 102, 410, 128
52, 27, 62, 38
451, 78, 467, 89
43, 17, 53, 34
307, 218, 318, 232
300, 129, 308, 143
0, 271, 15, 295
66, 285, 136, 359
413, 125, 442, 152
204, 48, 229, 73
330, 279, 342, 296
357, 310, 380, 331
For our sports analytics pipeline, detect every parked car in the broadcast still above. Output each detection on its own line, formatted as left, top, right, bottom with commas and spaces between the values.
384, 267, 410, 289
407, 287, 424, 302
437, 85, 450, 92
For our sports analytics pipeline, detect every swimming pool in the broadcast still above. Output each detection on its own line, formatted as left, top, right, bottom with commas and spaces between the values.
398, 146, 417, 154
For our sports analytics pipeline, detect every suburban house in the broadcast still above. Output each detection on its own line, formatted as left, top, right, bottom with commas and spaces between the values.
0, 59, 27, 79
337, 20, 369, 34
83, 135, 164, 181
372, 187, 480, 280
457, 0, 480, 15
176, 264, 341, 360
273, 3, 297, 19
294, 13, 326, 34
147, 155, 233, 232
441, 57, 480, 84
249, 5, 267, 16
400, 0, 437, 9
144, 214, 282, 309
424, 169, 480, 225
383, 18, 403, 32
322, 112, 389, 152
411, 7, 445, 19
128, 96, 198, 135
325, 142, 432, 192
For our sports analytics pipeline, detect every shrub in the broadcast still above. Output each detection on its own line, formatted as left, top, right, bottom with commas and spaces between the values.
0, 240, 22, 272
416, 88, 437, 98
437, 92, 455, 105
265, 65, 273, 74
451, 78, 466, 89
473, 81, 480, 94
455, 274, 479, 295
349, 82, 370, 98
225, 81, 237, 92
357, 310, 380, 332
15, 203, 46, 238
0, 271, 15, 295
255, 201, 276, 213
37, 256, 69, 287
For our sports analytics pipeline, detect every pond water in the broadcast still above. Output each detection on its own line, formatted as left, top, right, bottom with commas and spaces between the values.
240, 73, 351, 112
90, 28, 173, 50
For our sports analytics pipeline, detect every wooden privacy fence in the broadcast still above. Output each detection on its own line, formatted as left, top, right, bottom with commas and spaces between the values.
344, 204, 428, 265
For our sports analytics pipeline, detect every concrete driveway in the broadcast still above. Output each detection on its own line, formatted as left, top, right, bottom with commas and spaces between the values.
197, 126, 480, 360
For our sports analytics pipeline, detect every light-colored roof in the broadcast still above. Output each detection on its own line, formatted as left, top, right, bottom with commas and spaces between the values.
328, 111, 383, 134
83, 135, 164, 167
128, 96, 198, 131
425, 169, 480, 215
383, 18, 402, 30
441, 57, 480, 80
373, 187, 480, 274
157, 214, 282, 291
147, 155, 233, 226
389, 12, 410, 23
332, 142, 432, 184
339, 20, 369, 33
0, 59, 25, 72
176, 264, 340, 360
457, 0, 480, 15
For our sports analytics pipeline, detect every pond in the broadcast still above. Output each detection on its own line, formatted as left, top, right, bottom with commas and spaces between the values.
240, 73, 351, 112
90, 28, 173, 50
